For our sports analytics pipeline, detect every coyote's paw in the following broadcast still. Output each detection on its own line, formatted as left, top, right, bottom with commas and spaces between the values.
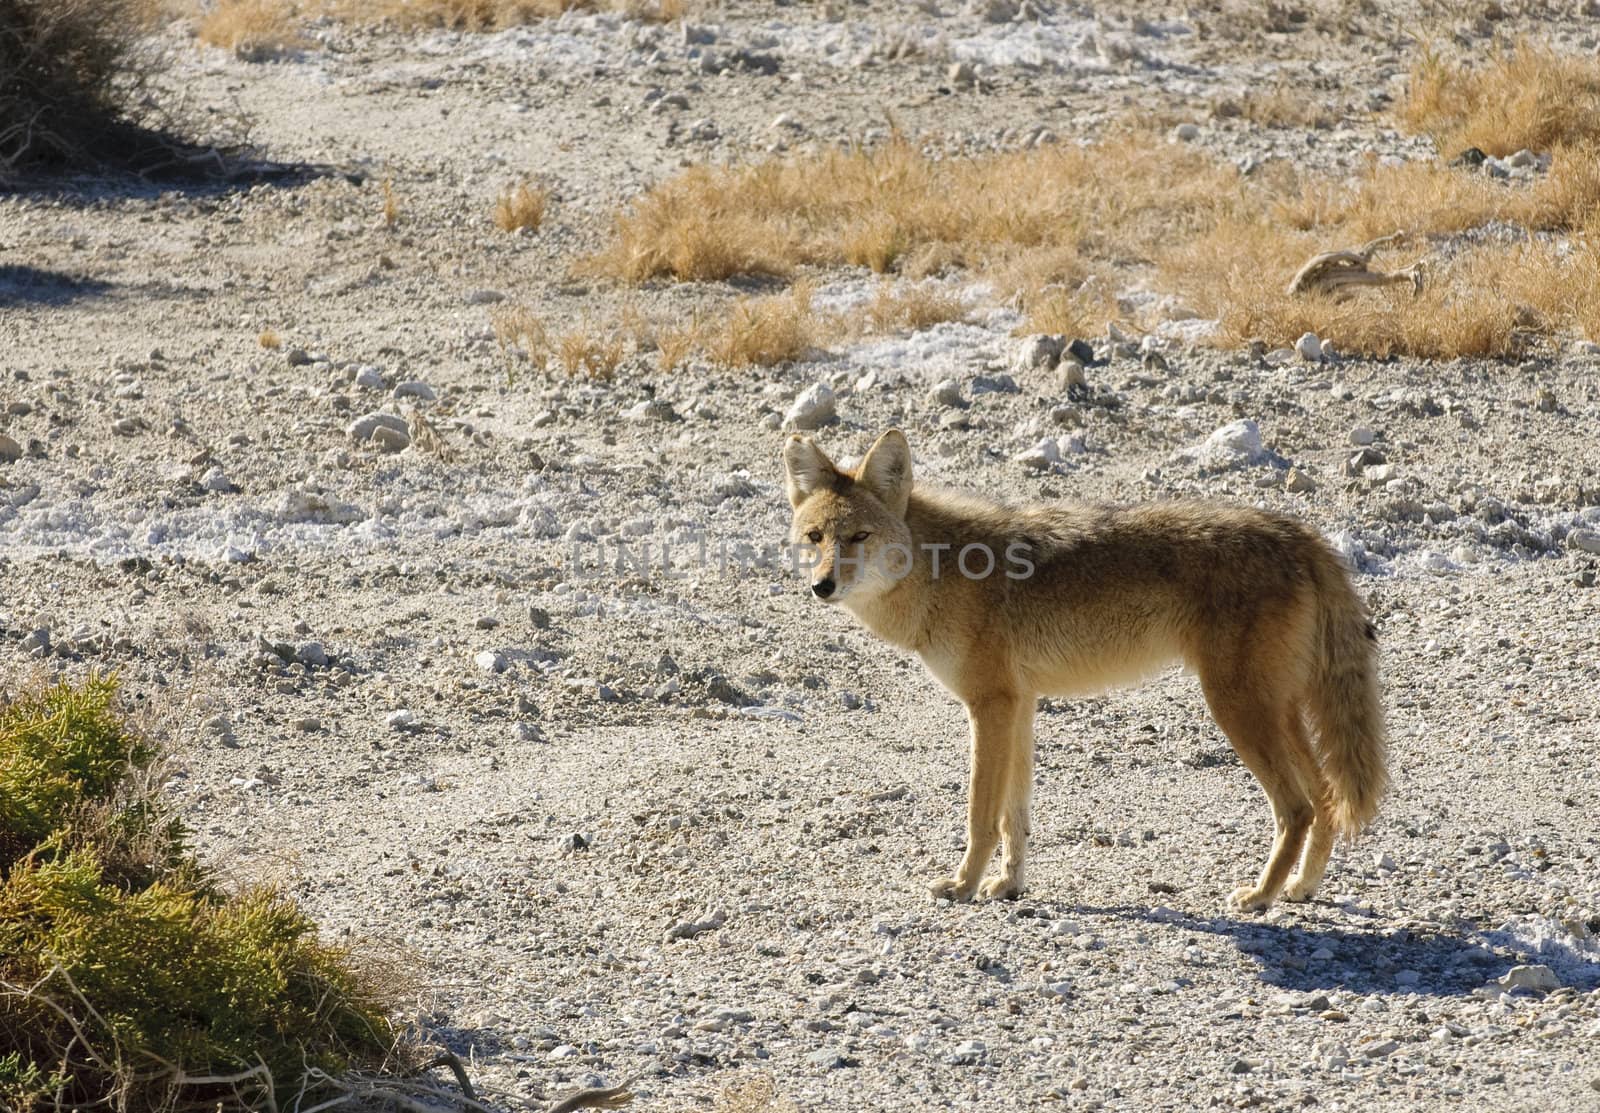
978, 874, 1024, 901
1227, 885, 1275, 913
928, 876, 978, 902
1281, 876, 1320, 902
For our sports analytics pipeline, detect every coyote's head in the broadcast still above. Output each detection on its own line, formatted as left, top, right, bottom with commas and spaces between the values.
782, 429, 914, 606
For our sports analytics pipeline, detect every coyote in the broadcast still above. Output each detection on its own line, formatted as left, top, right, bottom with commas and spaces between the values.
783, 429, 1386, 910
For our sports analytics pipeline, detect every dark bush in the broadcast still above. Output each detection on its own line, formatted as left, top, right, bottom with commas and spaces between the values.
0, 0, 195, 179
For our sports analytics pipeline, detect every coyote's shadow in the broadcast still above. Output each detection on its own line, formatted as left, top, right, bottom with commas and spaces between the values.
0, 264, 112, 307
1068, 902, 1600, 998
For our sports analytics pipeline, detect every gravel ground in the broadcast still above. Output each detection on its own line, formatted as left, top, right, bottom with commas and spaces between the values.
2, 2, 1598, 1110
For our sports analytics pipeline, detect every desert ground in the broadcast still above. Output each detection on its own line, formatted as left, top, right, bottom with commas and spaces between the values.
2, 1, 1599, 1109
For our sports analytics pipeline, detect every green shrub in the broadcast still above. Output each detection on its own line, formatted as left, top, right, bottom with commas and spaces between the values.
0, 675, 161, 873
0, 676, 399, 1113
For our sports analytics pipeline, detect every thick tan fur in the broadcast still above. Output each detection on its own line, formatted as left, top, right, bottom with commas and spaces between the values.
783, 429, 1387, 911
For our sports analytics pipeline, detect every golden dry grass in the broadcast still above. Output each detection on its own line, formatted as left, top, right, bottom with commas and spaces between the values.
257, 328, 281, 349
585, 133, 1246, 287
493, 181, 548, 233
1211, 84, 1344, 130
705, 282, 818, 369
576, 43, 1600, 363
557, 327, 626, 377
714, 1076, 801, 1113
654, 318, 700, 372
1164, 214, 1600, 357
864, 281, 967, 333
491, 307, 625, 377
196, 0, 305, 58
1400, 39, 1600, 156
606, 131, 1600, 357
380, 177, 400, 228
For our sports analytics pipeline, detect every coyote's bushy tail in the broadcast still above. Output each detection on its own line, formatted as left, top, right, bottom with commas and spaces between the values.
1307, 553, 1388, 836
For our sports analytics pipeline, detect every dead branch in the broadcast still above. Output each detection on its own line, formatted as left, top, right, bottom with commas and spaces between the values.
547, 1074, 639, 1113
1286, 232, 1424, 298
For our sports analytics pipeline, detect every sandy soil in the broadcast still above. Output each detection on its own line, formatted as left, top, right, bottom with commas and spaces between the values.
2, 2, 1599, 1110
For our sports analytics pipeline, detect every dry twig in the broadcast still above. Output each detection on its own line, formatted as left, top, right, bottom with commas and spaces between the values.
1286, 232, 1424, 297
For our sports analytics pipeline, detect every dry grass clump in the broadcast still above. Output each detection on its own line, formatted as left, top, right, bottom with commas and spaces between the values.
492, 307, 625, 377
0, 0, 161, 178
196, 0, 306, 60
1268, 144, 1600, 242
864, 281, 967, 333
1163, 217, 1596, 358
493, 285, 824, 376
380, 176, 400, 228
714, 1075, 801, 1113
1150, 138, 1600, 357
493, 181, 548, 233
1400, 39, 1600, 156
0, 676, 400, 1112
706, 283, 818, 368
586, 134, 1245, 286
557, 327, 626, 377
592, 124, 1600, 360
1211, 84, 1344, 130
256, 328, 281, 349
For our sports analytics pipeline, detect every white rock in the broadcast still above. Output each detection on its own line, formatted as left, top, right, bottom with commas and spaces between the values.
1295, 332, 1323, 362
392, 381, 436, 401
1014, 437, 1061, 470
783, 383, 836, 430
1012, 334, 1062, 374
354, 366, 385, 390
370, 424, 411, 452
928, 378, 964, 407
386, 709, 416, 731
1196, 419, 1263, 465
1498, 965, 1561, 993
947, 1039, 987, 1064
199, 465, 236, 493
347, 412, 410, 442
1349, 425, 1376, 446
1567, 529, 1600, 555
947, 60, 977, 86
475, 650, 508, 673
624, 398, 678, 422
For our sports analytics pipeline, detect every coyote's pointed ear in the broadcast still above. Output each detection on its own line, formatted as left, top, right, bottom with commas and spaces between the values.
783, 435, 837, 507
856, 429, 912, 517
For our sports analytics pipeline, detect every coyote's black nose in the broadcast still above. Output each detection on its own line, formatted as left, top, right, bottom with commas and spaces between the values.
812, 578, 836, 599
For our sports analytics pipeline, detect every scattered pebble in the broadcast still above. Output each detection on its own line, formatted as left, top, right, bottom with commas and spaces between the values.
783, 383, 836, 431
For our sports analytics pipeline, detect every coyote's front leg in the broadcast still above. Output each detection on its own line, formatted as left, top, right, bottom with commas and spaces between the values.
929, 692, 1033, 901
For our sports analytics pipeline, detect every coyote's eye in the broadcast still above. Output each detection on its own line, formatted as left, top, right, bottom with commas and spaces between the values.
850, 532, 870, 544
806, 529, 823, 544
